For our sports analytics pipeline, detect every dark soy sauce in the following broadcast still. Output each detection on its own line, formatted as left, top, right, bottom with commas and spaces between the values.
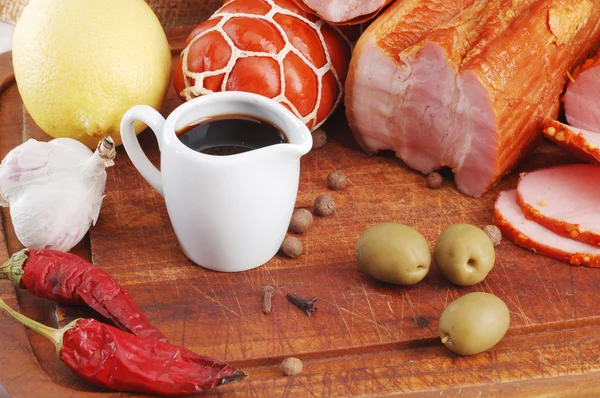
177, 115, 287, 156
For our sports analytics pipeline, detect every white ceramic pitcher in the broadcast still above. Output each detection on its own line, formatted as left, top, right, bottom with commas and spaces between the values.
120, 92, 312, 272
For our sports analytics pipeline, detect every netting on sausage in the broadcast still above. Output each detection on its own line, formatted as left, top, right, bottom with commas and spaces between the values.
178, 0, 348, 130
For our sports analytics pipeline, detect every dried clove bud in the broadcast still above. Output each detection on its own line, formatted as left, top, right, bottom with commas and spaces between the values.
263, 286, 275, 314
287, 293, 317, 316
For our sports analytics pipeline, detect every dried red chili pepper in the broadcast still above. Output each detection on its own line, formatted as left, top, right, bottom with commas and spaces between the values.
0, 248, 166, 341
0, 298, 246, 396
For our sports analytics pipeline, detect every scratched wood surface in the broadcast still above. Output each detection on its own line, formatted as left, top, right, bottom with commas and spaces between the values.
3, 34, 600, 397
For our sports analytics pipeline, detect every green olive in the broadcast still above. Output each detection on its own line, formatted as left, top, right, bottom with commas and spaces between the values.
439, 292, 510, 356
434, 224, 495, 286
355, 223, 431, 285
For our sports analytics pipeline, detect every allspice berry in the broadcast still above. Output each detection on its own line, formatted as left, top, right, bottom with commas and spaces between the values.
314, 194, 336, 216
281, 357, 303, 376
281, 236, 303, 258
483, 225, 502, 246
289, 208, 313, 234
426, 172, 443, 189
327, 170, 347, 190
311, 128, 327, 150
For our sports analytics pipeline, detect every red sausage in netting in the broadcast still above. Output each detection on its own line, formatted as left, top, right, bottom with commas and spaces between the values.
173, 0, 351, 131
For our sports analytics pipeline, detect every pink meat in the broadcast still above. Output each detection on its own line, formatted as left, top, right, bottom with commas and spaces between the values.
346, 0, 600, 198
494, 190, 600, 267
346, 0, 488, 164
543, 119, 600, 164
516, 164, 600, 246
293, 0, 393, 24
564, 48, 600, 132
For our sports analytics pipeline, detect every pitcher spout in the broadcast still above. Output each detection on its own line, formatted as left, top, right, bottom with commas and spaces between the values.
284, 124, 312, 157
292, 135, 313, 157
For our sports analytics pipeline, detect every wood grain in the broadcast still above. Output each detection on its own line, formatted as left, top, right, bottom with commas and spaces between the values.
2, 37, 600, 397
0, 0, 223, 29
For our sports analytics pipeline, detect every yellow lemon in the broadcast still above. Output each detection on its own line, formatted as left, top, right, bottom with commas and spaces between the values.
12, 0, 172, 148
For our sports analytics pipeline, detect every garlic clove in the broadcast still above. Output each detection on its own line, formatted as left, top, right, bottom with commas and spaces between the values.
16, 140, 51, 169
10, 183, 93, 252
0, 137, 115, 252
91, 195, 106, 226
49, 137, 94, 157
0, 139, 89, 203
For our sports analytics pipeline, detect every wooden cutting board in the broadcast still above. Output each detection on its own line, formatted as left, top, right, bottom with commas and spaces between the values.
2, 30, 600, 398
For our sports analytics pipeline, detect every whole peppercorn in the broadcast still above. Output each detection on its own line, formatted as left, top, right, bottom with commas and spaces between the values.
281, 236, 303, 258
311, 128, 327, 150
314, 194, 336, 216
289, 208, 313, 234
483, 225, 502, 246
281, 357, 303, 376
426, 172, 443, 189
327, 170, 347, 191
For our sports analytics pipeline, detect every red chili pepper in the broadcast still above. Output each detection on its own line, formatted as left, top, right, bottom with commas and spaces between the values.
0, 298, 246, 396
0, 248, 166, 341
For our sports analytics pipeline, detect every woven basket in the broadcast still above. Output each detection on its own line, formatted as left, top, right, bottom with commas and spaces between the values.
0, 0, 223, 28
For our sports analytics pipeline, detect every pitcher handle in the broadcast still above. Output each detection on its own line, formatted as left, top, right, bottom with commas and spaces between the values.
120, 105, 166, 196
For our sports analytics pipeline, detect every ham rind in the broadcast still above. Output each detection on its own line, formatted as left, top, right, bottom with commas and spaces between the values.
543, 119, 600, 164
516, 164, 600, 246
293, 0, 394, 24
346, 0, 600, 198
494, 190, 600, 267
564, 47, 600, 132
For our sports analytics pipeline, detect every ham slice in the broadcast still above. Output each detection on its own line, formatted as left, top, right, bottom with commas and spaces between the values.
543, 119, 600, 164
564, 47, 600, 132
516, 164, 600, 246
346, 0, 600, 198
494, 190, 600, 267
292, 0, 393, 24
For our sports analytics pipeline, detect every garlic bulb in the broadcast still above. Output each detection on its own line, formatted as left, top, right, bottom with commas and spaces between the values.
0, 137, 116, 252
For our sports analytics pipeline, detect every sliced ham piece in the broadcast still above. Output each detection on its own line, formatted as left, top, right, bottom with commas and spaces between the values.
564, 47, 600, 132
346, 0, 600, 198
292, 0, 393, 24
543, 119, 600, 164
494, 190, 600, 267
516, 163, 600, 246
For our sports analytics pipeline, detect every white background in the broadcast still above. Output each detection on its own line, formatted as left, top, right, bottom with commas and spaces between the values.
0, 22, 15, 53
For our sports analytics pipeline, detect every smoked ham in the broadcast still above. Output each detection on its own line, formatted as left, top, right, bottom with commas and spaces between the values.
494, 190, 600, 267
564, 47, 600, 133
292, 0, 394, 24
173, 0, 351, 131
543, 119, 600, 164
516, 164, 600, 246
346, 0, 600, 198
